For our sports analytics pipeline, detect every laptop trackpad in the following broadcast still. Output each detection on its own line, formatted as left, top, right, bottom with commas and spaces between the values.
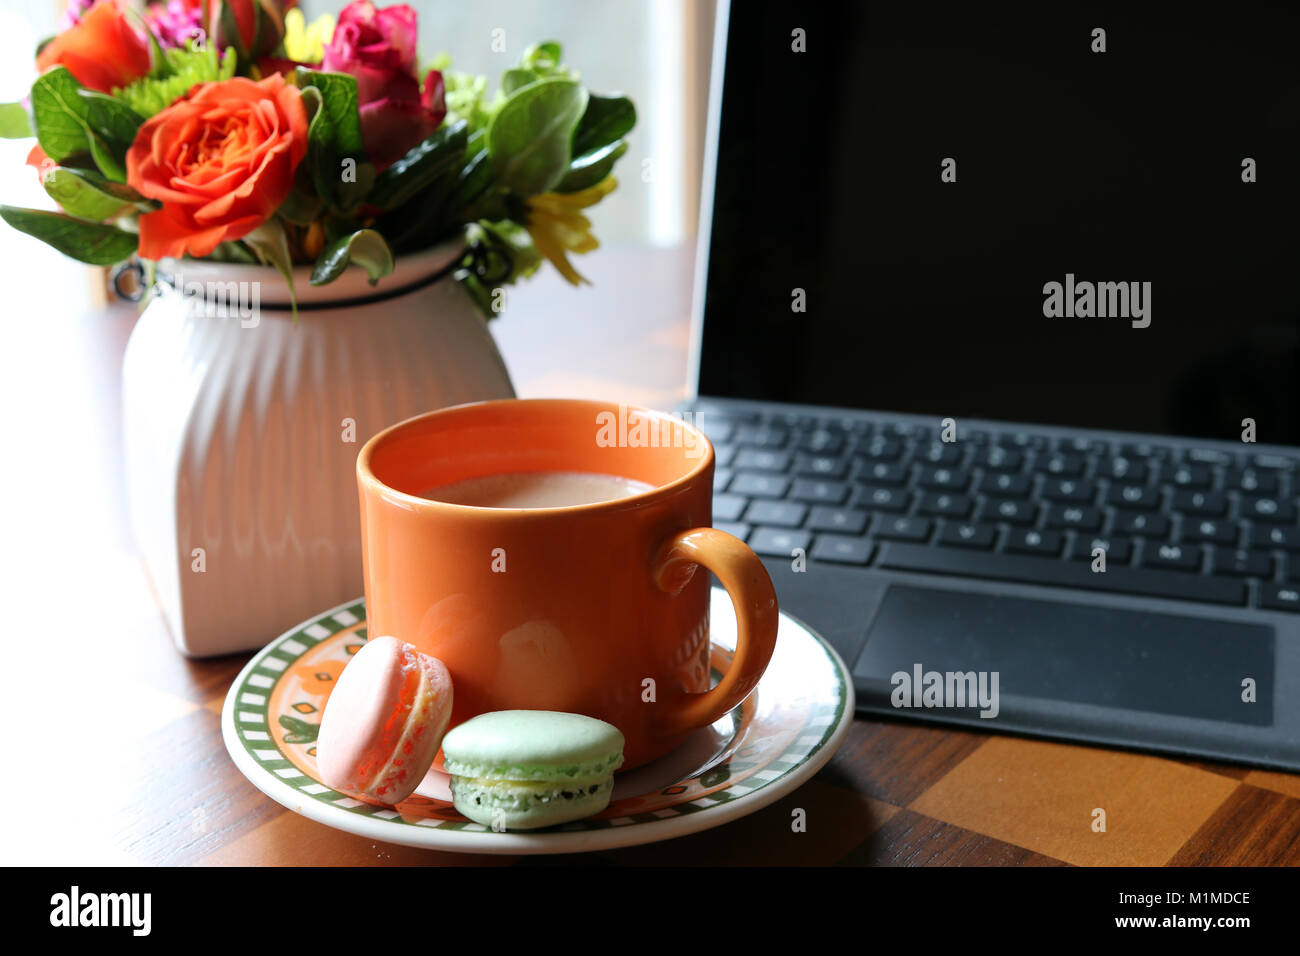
854, 586, 1274, 725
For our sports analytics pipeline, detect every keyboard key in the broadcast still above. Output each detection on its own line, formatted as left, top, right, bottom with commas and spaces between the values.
793, 454, 849, 479
1141, 542, 1201, 572
1041, 478, 1095, 503
735, 425, 789, 448
1069, 535, 1133, 564
913, 441, 963, 465
715, 444, 737, 467
884, 422, 929, 441
1099, 457, 1149, 481
1043, 505, 1103, 531
1211, 548, 1271, 578
858, 461, 909, 485
789, 479, 849, 504
1159, 463, 1212, 489
713, 521, 750, 541
856, 436, 903, 461
810, 535, 874, 565
1241, 497, 1296, 523
1258, 583, 1300, 612
743, 500, 807, 528
734, 448, 792, 473
1226, 468, 1278, 494
1180, 518, 1238, 545
1058, 436, 1109, 456
851, 485, 911, 512
1035, 453, 1085, 478
1252, 454, 1296, 470
713, 468, 733, 492
917, 493, 973, 518
730, 473, 790, 498
916, 466, 970, 491
998, 431, 1049, 451
770, 412, 816, 430
748, 527, 811, 558
1120, 441, 1170, 460
698, 419, 735, 443
798, 428, 845, 454
936, 522, 996, 549
1003, 528, 1063, 557
1285, 556, 1300, 581
807, 507, 869, 534
696, 407, 759, 425
979, 498, 1037, 525
1251, 525, 1300, 551
1118, 442, 1170, 460
1185, 448, 1234, 466
1171, 489, 1227, 516
880, 542, 1245, 605
874, 516, 933, 542
1114, 511, 1171, 537
1106, 484, 1161, 510
713, 494, 747, 522
973, 446, 1023, 471
978, 472, 1032, 497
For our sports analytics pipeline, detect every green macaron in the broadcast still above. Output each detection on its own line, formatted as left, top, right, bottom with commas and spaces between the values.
442, 710, 625, 830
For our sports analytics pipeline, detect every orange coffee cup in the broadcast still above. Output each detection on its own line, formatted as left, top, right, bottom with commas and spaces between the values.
356, 398, 779, 769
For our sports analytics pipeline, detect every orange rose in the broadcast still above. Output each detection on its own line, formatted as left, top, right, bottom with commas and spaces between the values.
36, 2, 151, 94
126, 74, 308, 260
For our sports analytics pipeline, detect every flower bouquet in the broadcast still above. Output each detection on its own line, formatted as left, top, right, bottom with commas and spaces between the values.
0, 0, 636, 315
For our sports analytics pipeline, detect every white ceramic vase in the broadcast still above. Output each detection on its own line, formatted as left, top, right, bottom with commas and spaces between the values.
122, 240, 515, 657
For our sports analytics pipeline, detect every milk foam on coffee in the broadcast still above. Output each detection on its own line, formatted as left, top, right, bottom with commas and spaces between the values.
421, 471, 654, 508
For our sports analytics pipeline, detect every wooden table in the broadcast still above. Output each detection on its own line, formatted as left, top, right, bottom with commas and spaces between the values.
2, 242, 1298, 867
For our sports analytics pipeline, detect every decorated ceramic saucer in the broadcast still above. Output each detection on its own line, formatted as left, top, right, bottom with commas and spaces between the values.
222, 587, 854, 854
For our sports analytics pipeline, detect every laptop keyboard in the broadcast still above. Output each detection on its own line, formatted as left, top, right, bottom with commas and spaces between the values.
694, 407, 1300, 612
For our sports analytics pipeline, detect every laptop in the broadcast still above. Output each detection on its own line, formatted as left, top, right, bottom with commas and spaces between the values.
684, 0, 1300, 770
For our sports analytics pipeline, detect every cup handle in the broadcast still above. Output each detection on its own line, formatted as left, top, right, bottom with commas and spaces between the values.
651, 528, 779, 737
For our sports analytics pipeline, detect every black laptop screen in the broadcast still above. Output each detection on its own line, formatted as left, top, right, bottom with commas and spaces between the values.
697, 1, 1300, 445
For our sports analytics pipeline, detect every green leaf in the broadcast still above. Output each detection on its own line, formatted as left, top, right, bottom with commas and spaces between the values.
448, 141, 495, 212
243, 220, 297, 319
367, 119, 468, 210
296, 70, 364, 158
311, 229, 394, 286
0, 102, 32, 139
86, 133, 126, 182
522, 41, 563, 75
0, 205, 137, 264
501, 69, 536, 96
335, 160, 376, 214
79, 90, 145, 152
31, 67, 96, 161
487, 77, 587, 196
28, 69, 143, 181
43, 167, 151, 220
298, 85, 339, 203
276, 182, 324, 225
555, 138, 627, 193
570, 93, 635, 157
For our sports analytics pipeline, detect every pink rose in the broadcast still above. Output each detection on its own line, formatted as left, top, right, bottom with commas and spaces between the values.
322, 1, 445, 170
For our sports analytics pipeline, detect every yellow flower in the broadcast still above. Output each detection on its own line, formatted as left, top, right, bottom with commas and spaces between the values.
522, 176, 618, 285
283, 9, 335, 64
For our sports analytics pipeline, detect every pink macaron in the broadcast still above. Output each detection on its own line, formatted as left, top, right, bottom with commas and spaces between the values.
316, 635, 454, 806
